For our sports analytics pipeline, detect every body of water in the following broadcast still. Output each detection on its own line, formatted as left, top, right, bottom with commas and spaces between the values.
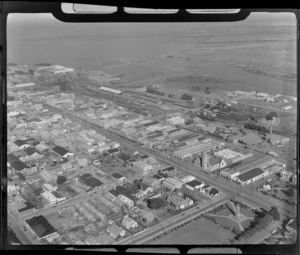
7, 13, 297, 96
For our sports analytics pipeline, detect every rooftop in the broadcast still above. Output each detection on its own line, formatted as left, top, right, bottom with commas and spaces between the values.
185, 179, 203, 188
52, 146, 70, 157
237, 168, 265, 182
25, 215, 57, 239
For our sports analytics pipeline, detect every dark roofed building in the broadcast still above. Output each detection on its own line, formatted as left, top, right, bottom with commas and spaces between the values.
160, 166, 177, 177
115, 185, 136, 202
185, 179, 203, 190
153, 174, 165, 180
10, 160, 29, 171
79, 173, 103, 190
52, 146, 72, 158
143, 121, 159, 127
18, 202, 36, 217
140, 155, 149, 159
25, 215, 57, 240
236, 168, 266, 185
24, 147, 41, 156
108, 189, 120, 198
157, 172, 168, 179
14, 139, 29, 147
286, 219, 297, 233
107, 148, 120, 155
117, 152, 132, 163
7, 153, 19, 163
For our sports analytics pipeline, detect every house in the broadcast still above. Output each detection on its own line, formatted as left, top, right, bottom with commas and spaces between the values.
77, 157, 88, 167
121, 216, 138, 230
112, 173, 126, 183
280, 170, 293, 181
106, 224, 125, 239
35, 143, 50, 153
138, 210, 155, 223
61, 161, 72, 172
199, 184, 211, 193
10, 160, 32, 175
43, 183, 58, 192
185, 179, 204, 191
167, 194, 193, 210
52, 146, 74, 158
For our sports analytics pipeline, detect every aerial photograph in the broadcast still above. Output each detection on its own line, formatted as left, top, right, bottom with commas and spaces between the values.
6, 9, 297, 246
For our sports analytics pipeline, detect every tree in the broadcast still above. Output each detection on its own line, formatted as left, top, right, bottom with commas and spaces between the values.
147, 197, 165, 209
204, 87, 211, 94
57, 175, 67, 185
269, 206, 280, 221
180, 94, 193, 101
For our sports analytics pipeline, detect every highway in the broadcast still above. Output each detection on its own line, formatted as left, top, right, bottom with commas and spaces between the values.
44, 103, 296, 220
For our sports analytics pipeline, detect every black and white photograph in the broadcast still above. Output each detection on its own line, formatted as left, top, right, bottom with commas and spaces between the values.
2, 3, 298, 252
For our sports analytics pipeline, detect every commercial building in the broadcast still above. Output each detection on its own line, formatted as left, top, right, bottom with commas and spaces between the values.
213, 148, 253, 164
25, 215, 58, 241
162, 177, 183, 191
99, 86, 122, 95
234, 133, 262, 145
185, 179, 205, 191
235, 168, 267, 185
174, 138, 225, 160
41, 190, 66, 207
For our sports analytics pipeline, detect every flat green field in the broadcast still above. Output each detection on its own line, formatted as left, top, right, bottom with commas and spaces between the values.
151, 218, 234, 245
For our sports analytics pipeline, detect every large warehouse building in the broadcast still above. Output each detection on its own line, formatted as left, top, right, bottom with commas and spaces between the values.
220, 156, 286, 185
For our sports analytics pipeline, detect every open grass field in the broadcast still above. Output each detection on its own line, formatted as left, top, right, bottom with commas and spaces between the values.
151, 218, 234, 244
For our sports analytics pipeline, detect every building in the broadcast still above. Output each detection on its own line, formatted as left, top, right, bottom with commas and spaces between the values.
132, 160, 153, 175
160, 166, 177, 177
39, 170, 56, 182
177, 174, 195, 184
282, 105, 293, 111
162, 177, 183, 191
280, 170, 293, 181
18, 202, 37, 217
122, 215, 138, 230
52, 146, 74, 158
173, 138, 225, 160
25, 215, 58, 241
14, 139, 30, 150
236, 133, 262, 145
185, 179, 204, 191
42, 190, 66, 207
166, 116, 185, 126
77, 157, 88, 167
43, 183, 58, 192
269, 134, 290, 146
138, 210, 155, 223
235, 168, 267, 185
209, 188, 221, 198
99, 86, 122, 95
167, 194, 194, 210
106, 224, 125, 239
112, 173, 126, 183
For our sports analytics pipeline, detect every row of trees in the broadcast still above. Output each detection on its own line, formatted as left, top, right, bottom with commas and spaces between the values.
244, 123, 269, 133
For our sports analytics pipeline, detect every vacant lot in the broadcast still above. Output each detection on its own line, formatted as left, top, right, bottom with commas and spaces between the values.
151, 218, 234, 244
